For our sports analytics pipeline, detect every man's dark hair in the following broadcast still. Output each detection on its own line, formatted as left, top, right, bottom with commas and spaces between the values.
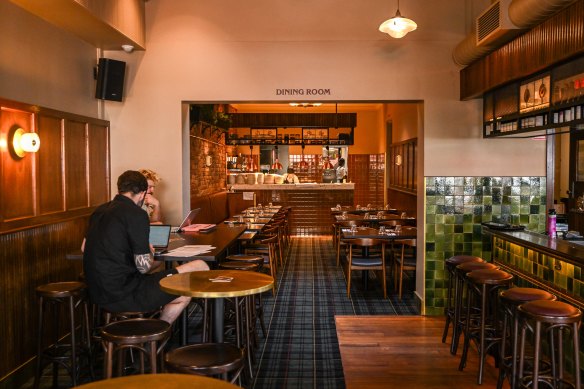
117, 170, 148, 194
338, 158, 345, 166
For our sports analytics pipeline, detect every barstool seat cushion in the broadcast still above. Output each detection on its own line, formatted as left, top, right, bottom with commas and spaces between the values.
218, 262, 260, 271
446, 255, 484, 266
225, 254, 263, 262
500, 287, 556, 304
101, 318, 171, 344
165, 343, 244, 375
466, 269, 513, 285
519, 300, 582, 323
36, 281, 86, 297
457, 262, 498, 273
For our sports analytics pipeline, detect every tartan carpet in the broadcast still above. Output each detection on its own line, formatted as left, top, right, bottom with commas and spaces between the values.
250, 236, 420, 389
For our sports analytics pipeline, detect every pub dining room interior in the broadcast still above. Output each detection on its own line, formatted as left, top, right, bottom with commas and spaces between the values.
3, 0, 584, 388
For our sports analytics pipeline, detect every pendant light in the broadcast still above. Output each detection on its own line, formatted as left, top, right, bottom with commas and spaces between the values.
379, 0, 417, 39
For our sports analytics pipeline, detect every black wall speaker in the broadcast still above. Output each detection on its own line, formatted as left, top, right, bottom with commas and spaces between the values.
95, 58, 126, 102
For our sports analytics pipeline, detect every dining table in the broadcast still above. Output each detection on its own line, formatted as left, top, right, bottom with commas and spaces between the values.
335, 213, 416, 226
160, 270, 274, 344
74, 373, 240, 389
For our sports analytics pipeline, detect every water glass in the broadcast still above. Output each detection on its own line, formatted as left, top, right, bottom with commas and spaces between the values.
336, 204, 341, 210
259, 210, 264, 217
238, 215, 244, 223
350, 225, 357, 234
269, 202, 273, 207
395, 225, 402, 233
364, 213, 369, 219
401, 212, 407, 219
378, 226, 386, 235
356, 204, 361, 210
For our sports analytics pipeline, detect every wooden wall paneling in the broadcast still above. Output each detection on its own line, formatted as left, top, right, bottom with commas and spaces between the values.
0, 218, 86, 385
64, 119, 89, 210
37, 114, 65, 215
0, 107, 36, 221
87, 123, 110, 206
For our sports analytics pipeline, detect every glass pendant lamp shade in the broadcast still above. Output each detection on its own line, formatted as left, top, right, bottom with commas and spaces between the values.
378, 1, 417, 38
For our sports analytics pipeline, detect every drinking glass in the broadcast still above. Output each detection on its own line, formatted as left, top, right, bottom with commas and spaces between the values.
395, 225, 402, 233
356, 205, 361, 210
269, 202, 273, 207
350, 225, 357, 234
401, 212, 407, 219
378, 226, 386, 235
238, 215, 244, 223
364, 213, 369, 219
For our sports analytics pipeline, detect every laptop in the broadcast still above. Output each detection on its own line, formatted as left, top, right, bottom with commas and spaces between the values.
149, 224, 172, 255
171, 208, 201, 233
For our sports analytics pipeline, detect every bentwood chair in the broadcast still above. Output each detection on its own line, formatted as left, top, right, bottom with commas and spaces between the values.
346, 238, 387, 298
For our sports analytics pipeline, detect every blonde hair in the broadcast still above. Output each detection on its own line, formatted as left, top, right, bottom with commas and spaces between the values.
139, 168, 161, 184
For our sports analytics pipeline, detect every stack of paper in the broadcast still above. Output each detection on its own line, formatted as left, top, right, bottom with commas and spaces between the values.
162, 245, 215, 257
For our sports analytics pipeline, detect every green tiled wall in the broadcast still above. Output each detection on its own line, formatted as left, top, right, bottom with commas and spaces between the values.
424, 176, 547, 315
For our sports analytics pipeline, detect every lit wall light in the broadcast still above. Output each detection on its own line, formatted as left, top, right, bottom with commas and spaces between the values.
11, 127, 40, 158
205, 155, 213, 167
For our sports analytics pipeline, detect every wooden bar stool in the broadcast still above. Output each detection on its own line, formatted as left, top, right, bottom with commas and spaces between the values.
101, 318, 171, 378
442, 255, 484, 354
33, 281, 93, 389
497, 288, 556, 389
452, 261, 500, 355
459, 268, 513, 385
165, 343, 245, 384
517, 300, 582, 389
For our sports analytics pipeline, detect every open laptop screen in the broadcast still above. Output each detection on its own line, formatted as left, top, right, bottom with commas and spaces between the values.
149, 225, 171, 248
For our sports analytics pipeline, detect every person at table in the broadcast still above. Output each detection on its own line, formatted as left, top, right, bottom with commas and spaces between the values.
139, 168, 162, 224
336, 158, 347, 183
83, 170, 209, 324
322, 156, 334, 169
283, 167, 300, 184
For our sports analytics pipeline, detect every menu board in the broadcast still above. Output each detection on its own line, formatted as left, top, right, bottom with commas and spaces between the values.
520, 75, 550, 113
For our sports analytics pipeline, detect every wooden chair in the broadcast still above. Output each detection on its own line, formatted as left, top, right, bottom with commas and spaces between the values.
346, 238, 387, 298
245, 234, 278, 294
394, 237, 417, 299
335, 220, 367, 266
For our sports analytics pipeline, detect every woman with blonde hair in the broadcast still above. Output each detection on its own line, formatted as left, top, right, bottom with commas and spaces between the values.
139, 168, 162, 223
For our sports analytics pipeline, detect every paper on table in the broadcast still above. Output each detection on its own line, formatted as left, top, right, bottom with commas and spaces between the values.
162, 245, 216, 257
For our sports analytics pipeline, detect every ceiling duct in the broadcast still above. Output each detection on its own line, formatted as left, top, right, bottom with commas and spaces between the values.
453, 0, 576, 67
476, 0, 521, 47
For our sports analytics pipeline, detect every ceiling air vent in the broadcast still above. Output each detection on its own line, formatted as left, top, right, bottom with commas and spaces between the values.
476, 0, 520, 47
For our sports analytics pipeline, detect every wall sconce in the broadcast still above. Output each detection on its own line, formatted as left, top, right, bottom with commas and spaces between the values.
395, 154, 402, 166
11, 127, 40, 158
205, 155, 213, 167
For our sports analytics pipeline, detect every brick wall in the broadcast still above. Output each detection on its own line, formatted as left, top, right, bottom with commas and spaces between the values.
190, 123, 228, 198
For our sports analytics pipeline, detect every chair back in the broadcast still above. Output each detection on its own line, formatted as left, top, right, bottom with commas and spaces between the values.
348, 238, 385, 248
379, 219, 406, 228
336, 220, 367, 228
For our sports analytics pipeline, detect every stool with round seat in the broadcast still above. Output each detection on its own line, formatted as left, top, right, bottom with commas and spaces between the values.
451, 261, 500, 355
223, 254, 263, 270
517, 300, 582, 389
33, 281, 93, 389
165, 343, 245, 384
100, 318, 171, 378
442, 255, 485, 353
458, 268, 514, 385
497, 288, 557, 389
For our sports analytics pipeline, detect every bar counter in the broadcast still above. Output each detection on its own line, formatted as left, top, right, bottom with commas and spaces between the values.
231, 183, 354, 235
488, 228, 584, 309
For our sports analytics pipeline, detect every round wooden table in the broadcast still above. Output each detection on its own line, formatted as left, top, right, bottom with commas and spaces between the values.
160, 270, 274, 343
75, 373, 240, 388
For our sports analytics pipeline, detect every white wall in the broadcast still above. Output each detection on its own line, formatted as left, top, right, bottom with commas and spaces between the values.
102, 0, 545, 224
0, 1, 98, 117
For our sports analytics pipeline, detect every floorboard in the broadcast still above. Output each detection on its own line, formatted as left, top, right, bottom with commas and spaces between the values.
336, 316, 510, 389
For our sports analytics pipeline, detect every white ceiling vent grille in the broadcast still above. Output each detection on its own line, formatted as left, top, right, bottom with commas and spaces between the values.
476, 0, 520, 47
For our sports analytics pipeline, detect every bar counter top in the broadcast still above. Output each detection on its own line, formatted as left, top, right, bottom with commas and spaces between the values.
230, 183, 354, 190
487, 228, 584, 267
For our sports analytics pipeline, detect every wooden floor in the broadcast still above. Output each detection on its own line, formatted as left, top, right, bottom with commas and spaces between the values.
336, 316, 510, 389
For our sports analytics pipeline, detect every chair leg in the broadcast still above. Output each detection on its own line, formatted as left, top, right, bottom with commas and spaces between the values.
346, 246, 352, 298
382, 251, 387, 299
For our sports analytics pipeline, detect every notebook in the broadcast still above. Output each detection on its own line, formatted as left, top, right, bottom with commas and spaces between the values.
171, 208, 201, 233
149, 224, 172, 255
